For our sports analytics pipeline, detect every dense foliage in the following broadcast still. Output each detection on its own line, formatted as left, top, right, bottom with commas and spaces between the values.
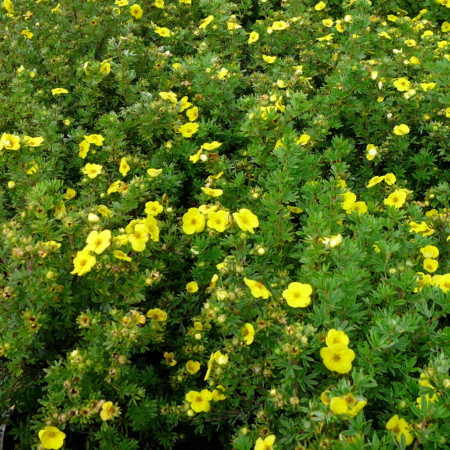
1, 0, 449, 448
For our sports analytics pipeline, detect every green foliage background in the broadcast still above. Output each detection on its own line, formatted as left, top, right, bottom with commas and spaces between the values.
0, 0, 449, 448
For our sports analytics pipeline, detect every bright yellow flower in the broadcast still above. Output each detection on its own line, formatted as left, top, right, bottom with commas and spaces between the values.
320, 390, 331, 405
182, 208, 206, 234
384, 173, 396, 185
326, 329, 349, 347
242, 323, 255, 345
146, 308, 167, 321
147, 168, 163, 178
38, 426, 66, 449
233, 209, 259, 234
163, 351, 177, 366
64, 188, 76, 200
244, 277, 271, 299
51, 88, 69, 95
423, 258, 438, 273
84, 134, 104, 146
330, 394, 366, 417
71, 250, 96, 276
0, 133, 20, 150
393, 124, 410, 135
115, 0, 128, 5
178, 96, 192, 112
82, 163, 103, 179
420, 82, 436, 91
186, 360, 201, 374
78, 140, 90, 158
186, 281, 199, 293
201, 187, 223, 197
185, 390, 213, 413
296, 134, 311, 145
378, 31, 391, 39
420, 245, 439, 259
315, 1, 326, 10
211, 385, 227, 401
282, 282, 312, 308
100, 401, 120, 421
262, 55, 277, 63
107, 180, 128, 194
248, 31, 259, 44
155, 26, 171, 37
100, 61, 111, 75
433, 274, 450, 293
442, 22, 450, 32
145, 201, 163, 216
320, 343, 355, 373
199, 15, 214, 30
23, 136, 44, 147
393, 77, 411, 91
155, 0, 164, 8
405, 39, 416, 47
201, 141, 222, 151
113, 250, 132, 262
317, 33, 334, 41
186, 107, 199, 121
383, 189, 407, 208
130, 4, 143, 19
2, 0, 14, 14
322, 18, 334, 27
85, 230, 111, 255
128, 224, 149, 251
207, 210, 230, 232
409, 221, 435, 237
272, 21, 288, 30
117, 157, 130, 177
159, 91, 177, 102
178, 122, 199, 138
255, 435, 276, 450
386, 415, 414, 446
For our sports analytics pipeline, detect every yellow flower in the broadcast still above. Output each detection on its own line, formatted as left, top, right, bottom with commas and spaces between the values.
409, 221, 434, 237
201, 141, 222, 151
242, 323, 255, 345
199, 15, 214, 30
442, 22, 450, 32
322, 234, 343, 248
420, 245, 439, 259
393, 124, 410, 135
21, 30, 34, 42
113, 250, 132, 262
100, 401, 120, 421
155, 26, 171, 37
64, 188, 76, 200
416, 392, 440, 409
179, 0, 192, 4
330, 394, 366, 417
78, 140, 90, 158
296, 134, 311, 145
409, 56, 420, 65
107, 180, 128, 194
155, 0, 164, 8
248, 31, 259, 44
262, 55, 277, 63
119, 157, 130, 176
386, 415, 414, 446
2, 0, 14, 14
130, 4, 143, 19
82, 163, 103, 179
51, 88, 69, 95
145, 201, 163, 216
128, 224, 149, 251
84, 134, 104, 146
315, 1, 326, 10
100, 61, 111, 75
317, 33, 334, 41
163, 351, 177, 366
393, 77, 411, 91
320, 390, 331, 405
147, 168, 163, 177
85, 230, 111, 255
255, 435, 276, 450
423, 258, 438, 273
71, 250, 96, 276
384, 173, 396, 185
326, 329, 349, 347
433, 274, 450, 293
282, 282, 312, 308
186, 390, 212, 413
147, 308, 167, 321
366, 144, 378, 160
186, 360, 201, 374
0, 133, 21, 150
201, 187, 223, 197
322, 18, 334, 27
115, 0, 128, 5
320, 343, 355, 373
178, 96, 192, 112
420, 82, 436, 91
272, 21, 288, 30
211, 385, 227, 401
159, 91, 177, 102
383, 189, 407, 208
378, 31, 391, 39
38, 426, 66, 449
186, 281, 199, 293
186, 107, 199, 121
207, 210, 230, 232
232, 208, 259, 234
182, 208, 206, 234
244, 277, 271, 299
286, 205, 303, 213
405, 39, 416, 47
178, 122, 199, 138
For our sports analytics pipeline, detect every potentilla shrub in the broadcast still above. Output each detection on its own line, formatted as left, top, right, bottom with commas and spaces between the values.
0, 0, 449, 448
